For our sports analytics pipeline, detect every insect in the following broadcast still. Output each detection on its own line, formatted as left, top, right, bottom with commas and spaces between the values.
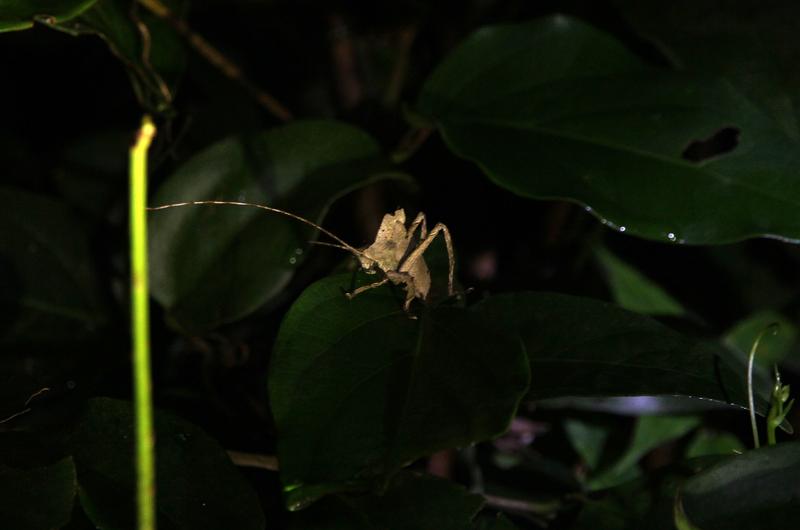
147, 201, 455, 311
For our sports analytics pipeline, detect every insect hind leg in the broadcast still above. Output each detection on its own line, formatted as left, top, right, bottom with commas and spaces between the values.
400, 223, 455, 297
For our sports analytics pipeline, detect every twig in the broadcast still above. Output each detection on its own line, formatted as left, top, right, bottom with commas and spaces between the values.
136, 0, 293, 122
483, 494, 559, 516
130, 116, 157, 530
227, 451, 279, 471
391, 127, 432, 163
130, 2, 172, 106
329, 14, 362, 110
383, 26, 417, 107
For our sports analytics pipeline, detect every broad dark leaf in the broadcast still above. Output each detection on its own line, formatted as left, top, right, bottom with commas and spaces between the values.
149, 120, 410, 332
287, 471, 484, 530
0, 0, 97, 31
417, 16, 800, 244
615, 0, 800, 141
0, 457, 76, 530
0, 187, 105, 344
472, 292, 774, 414
269, 274, 529, 509
680, 442, 800, 529
54, 0, 186, 111
70, 398, 265, 530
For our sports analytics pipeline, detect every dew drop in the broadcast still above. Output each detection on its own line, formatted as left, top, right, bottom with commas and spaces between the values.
289, 256, 297, 265
618, 226, 626, 233
295, 248, 303, 255
667, 232, 677, 242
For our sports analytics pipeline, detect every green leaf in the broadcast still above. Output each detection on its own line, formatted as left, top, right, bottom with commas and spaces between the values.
724, 310, 798, 367
149, 120, 409, 332
287, 471, 484, 530
587, 416, 700, 491
681, 442, 800, 529
0, 0, 97, 32
53, 0, 186, 112
564, 418, 609, 470
0, 457, 77, 530
472, 292, 773, 413
70, 398, 265, 530
417, 16, 800, 244
595, 248, 685, 317
269, 274, 529, 508
614, 1, 800, 141
572, 457, 722, 530
685, 429, 745, 459
0, 187, 105, 344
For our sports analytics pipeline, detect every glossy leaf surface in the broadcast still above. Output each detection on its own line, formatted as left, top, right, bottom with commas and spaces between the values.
681, 442, 800, 529
472, 292, 773, 413
269, 274, 529, 508
418, 16, 800, 244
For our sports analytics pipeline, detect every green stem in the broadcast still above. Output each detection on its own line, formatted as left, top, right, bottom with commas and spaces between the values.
747, 333, 761, 449
767, 413, 778, 446
746, 323, 780, 450
130, 116, 157, 530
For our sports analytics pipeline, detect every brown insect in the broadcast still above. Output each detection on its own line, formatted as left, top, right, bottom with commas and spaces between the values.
147, 201, 455, 311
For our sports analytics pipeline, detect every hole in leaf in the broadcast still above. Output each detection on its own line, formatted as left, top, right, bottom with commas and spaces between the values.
682, 126, 740, 162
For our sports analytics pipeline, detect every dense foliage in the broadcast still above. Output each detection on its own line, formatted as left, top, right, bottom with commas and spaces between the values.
2, 1, 800, 528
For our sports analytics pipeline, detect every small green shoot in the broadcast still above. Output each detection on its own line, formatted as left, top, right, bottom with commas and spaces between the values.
766, 366, 794, 446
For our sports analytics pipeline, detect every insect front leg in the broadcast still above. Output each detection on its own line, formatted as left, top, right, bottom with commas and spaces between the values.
406, 212, 428, 240
345, 277, 390, 300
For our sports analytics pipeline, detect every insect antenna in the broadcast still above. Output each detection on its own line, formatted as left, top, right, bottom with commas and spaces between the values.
309, 240, 356, 252
147, 200, 375, 264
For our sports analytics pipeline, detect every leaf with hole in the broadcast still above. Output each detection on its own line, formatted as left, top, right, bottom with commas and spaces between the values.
417, 15, 800, 244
